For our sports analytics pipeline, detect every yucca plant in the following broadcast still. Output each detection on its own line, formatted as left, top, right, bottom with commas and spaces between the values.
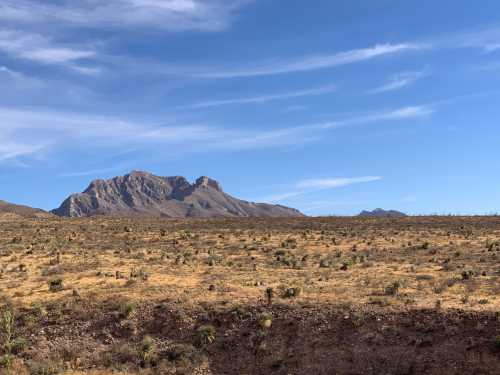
1, 310, 14, 373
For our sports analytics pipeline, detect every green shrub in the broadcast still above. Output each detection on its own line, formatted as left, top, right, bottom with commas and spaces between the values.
259, 312, 272, 329
138, 336, 156, 366
120, 302, 137, 319
1, 310, 14, 372
194, 325, 216, 348
10, 337, 27, 355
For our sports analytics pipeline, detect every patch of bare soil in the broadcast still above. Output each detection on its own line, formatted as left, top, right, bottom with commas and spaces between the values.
5, 299, 500, 375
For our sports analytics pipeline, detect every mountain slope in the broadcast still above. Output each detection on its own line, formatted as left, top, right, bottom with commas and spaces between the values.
358, 208, 407, 218
0, 200, 49, 218
52, 171, 304, 218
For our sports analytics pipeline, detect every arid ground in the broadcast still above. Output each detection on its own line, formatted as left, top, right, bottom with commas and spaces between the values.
1, 216, 499, 374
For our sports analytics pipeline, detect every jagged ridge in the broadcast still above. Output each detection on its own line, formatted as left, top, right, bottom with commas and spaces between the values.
52, 171, 304, 218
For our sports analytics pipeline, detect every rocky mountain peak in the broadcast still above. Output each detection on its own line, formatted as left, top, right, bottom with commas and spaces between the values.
52, 171, 302, 218
194, 176, 223, 192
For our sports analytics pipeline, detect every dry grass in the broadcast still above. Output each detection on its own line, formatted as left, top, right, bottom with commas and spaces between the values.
1, 216, 499, 312
1, 215, 500, 374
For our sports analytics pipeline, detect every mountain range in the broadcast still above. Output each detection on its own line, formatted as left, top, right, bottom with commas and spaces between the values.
2, 171, 410, 219
0, 200, 49, 218
358, 208, 407, 217
51, 171, 304, 218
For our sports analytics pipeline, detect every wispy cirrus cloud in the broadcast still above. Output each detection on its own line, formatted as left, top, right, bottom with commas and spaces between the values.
297, 176, 382, 189
367, 70, 428, 94
0, 0, 251, 32
0, 103, 433, 164
0, 65, 43, 88
183, 84, 337, 109
0, 139, 46, 162
316, 105, 434, 130
0, 30, 96, 72
455, 27, 500, 52
259, 176, 383, 203
194, 43, 428, 78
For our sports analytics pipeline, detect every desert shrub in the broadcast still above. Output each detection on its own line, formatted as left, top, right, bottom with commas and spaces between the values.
434, 278, 457, 294
48, 278, 63, 292
194, 325, 216, 348
461, 270, 474, 280
230, 305, 247, 320
26, 359, 62, 375
319, 259, 331, 268
281, 238, 297, 249
120, 302, 137, 319
138, 336, 156, 367
1, 310, 14, 371
340, 259, 355, 271
10, 337, 27, 355
350, 311, 366, 327
384, 281, 401, 296
130, 267, 149, 281
282, 286, 302, 298
108, 342, 137, 364
165, 343, 205, 372
259, 312, 273, 329
494, 336, 500, 350
11, 237, 22, 244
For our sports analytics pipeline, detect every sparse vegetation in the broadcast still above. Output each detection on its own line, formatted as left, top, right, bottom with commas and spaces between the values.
0, 215, 499, 374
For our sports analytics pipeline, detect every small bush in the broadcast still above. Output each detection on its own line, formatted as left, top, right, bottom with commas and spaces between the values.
494, 336, 500, 351
194, 325, 216, 348
138, 335, 156, 366
259, 312, 272, 329
26, 359, 62, 375
282, 287, 302, 298
11, 337, 27, 355
120, 302, 137, 319
384, 281, 401, 296
48, 278, 63, 292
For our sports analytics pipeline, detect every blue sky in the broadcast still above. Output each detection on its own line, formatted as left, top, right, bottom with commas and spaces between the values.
1, 0, 500, 215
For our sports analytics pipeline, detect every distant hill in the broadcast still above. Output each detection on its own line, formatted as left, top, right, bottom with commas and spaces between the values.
358, 208, 407, 218
0, 200, 49, 218
52, 171, 304, 218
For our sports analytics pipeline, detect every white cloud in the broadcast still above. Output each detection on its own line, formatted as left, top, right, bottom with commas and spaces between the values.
194, 43, 427, 78
367, 70, 428, 94
0, 139, 45, 161
259, 176, 383, 203
0, 30, 96, 71
184, 84, 337, 109
0, 0, 251, 32
0, 104, 434, 163
315, 105, 434, 131
297, 176, 382, 189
